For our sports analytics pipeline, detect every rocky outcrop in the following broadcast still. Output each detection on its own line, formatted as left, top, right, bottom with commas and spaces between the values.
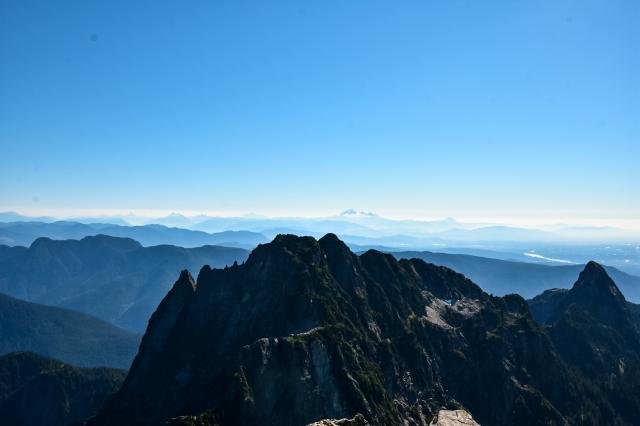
429, 410, 479, 426
92, 235, 640, 425
307, 414, 369, 426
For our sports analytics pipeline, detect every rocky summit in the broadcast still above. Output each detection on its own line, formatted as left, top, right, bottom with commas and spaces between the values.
91, 234, 640, 425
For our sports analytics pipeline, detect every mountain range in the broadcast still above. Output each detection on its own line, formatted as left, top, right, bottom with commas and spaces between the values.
2, 233, 638, 342
0, 220, 267, 249
3, 210, 639, 245
90, 234, 640, 425
0, 235, 249, 331
2, 216, 639, 276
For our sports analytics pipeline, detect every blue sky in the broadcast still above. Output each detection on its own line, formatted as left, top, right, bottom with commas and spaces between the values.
1, 0, 638, 225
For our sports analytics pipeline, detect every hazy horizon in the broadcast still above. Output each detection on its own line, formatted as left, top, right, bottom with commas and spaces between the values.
3, 207, 640, 232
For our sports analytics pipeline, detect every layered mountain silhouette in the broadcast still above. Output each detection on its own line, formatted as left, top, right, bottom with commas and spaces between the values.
0, 220, 267, 249
0, 235, 249, 331
0, 352, 125, 426
91, 234, 640, 425
395, 251, 640, 302
0, 292, 139, 368
3, 233, 638, 336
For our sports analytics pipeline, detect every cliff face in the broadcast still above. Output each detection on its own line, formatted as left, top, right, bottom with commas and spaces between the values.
92, 235, 639, 426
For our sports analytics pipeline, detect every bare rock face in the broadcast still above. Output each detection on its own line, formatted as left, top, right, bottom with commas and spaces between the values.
91, 235, 640, 425
307, 413, 369, 426
430, 410, 480, 426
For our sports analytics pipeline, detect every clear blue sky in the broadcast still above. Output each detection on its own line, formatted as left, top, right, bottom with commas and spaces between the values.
1, 0, 638, 224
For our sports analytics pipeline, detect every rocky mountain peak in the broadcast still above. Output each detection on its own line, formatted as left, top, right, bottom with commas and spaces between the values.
139, 269, 195, 354
176, 269, 196, 292
560, 261, 628, 322
246, 234, 323, 268
581, 260, 608, 277
573, 261, 624, 300
91, 235, 640, 426
541, 260, 640, 397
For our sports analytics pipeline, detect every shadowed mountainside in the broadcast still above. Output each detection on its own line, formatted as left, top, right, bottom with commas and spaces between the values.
0, 292, 139, 369
0, 352, 126, 426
